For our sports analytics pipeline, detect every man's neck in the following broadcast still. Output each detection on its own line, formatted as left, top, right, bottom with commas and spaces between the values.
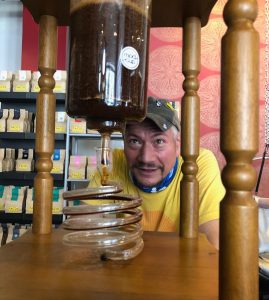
130, 158, 178, 193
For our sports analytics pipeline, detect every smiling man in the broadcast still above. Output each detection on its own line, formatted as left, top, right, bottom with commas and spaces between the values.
89, 97, 226, 249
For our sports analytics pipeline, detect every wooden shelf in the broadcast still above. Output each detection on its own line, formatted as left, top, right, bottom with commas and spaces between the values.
0, 212, 63, 225
0, 132, 65, 140
0, 91, 65, 102
0, 171, 64, 181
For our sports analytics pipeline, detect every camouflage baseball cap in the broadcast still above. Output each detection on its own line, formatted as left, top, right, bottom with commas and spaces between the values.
146, 97, 180, 132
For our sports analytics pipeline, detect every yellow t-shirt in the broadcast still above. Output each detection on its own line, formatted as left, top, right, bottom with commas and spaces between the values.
86, 148, 226, 232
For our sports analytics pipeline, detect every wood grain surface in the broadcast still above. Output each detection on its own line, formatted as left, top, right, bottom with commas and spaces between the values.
0, 229, 218, 300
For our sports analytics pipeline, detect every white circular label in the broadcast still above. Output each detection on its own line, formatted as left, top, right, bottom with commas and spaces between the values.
120, 47, 140, 70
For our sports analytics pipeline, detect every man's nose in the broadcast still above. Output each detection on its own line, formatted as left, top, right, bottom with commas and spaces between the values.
139, 143, 154, 163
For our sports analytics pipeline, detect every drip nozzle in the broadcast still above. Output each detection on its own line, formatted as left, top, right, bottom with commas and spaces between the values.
96, 133, 112, 186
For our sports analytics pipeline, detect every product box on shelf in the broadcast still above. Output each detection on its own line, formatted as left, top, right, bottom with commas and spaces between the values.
31, 71, 41, 81
6, 109, 30, 132
55, 112, 67, 133
27, 112, 35, 132
86, 155, 97, 180
0, 71, 13, 92
53, 80, 66, 93
13, 70, 31, 92
68, 155, 87, 180
51, 149, 66, 174
0, 148, 5, 172
2, 148, 15, 172
0, 109, 9, 132
25, 187, 33, 214
53, 70, 67, 93
54, 70, 67, 81
14, 70, 32, 81
31, 80, 40, 93
13, 80, 30, 93
0, 80, 11, 92
0, 185, 13, 211
5, 186, 26, 213
52, 187, 64, 214
15, 149, 34, 172
30, 71, 40, 92
69, 118, 87, 134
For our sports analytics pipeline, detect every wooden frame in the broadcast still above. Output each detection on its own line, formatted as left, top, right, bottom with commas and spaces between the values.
16, 0, 260, 298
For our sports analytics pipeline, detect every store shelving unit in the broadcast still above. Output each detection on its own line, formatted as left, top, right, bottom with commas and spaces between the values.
0, 91, 122, 209
0, 91, 66, 184
0, 91, 66, 225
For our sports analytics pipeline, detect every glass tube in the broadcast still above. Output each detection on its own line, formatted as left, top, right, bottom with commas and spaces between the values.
62, 184, 144, 261
63, 224, 144, 261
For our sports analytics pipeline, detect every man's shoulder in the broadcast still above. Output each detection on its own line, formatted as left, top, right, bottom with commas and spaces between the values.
198, 148, 216, 160
177, 148, 220, 178
178, 148, 217, 167
113, 148, 125, 160
113, 148, 124, 154
197, 148, 220, 170
112, 148, 127, 170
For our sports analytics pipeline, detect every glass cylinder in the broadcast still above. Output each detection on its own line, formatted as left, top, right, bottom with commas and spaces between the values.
95, 147, 112, 185
67, 0, 152, 133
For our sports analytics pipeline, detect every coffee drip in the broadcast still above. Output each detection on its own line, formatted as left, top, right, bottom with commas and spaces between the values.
64, 0, 152, 260
67, 0, 152, 177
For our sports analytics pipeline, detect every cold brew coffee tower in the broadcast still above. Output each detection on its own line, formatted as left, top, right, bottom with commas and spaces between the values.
67, 0, 152, 183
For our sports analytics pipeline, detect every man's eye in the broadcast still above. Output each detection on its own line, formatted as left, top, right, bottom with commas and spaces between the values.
155, 139, 165, 145
129, 138, 140, 144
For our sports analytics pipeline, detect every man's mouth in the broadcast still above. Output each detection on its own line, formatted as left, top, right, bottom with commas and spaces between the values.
138, 167, 157, 174
134, 164, 163, 176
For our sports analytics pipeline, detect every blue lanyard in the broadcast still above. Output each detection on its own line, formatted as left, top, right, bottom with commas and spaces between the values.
131, 158, 178, 193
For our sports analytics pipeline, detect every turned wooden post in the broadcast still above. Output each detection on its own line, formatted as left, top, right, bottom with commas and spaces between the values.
33, 15, 58, 234
180, 17, 201, 238
219, 0, 259, 298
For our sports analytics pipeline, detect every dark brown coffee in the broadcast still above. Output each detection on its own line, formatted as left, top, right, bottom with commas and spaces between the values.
67, 1, 151, 132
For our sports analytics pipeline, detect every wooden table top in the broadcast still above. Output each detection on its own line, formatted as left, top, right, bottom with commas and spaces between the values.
0, 228, 218, 300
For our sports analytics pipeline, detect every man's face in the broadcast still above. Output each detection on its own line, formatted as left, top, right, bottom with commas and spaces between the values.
124, 119, 180, 187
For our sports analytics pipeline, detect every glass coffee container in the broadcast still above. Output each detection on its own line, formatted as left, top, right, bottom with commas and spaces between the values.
67, 0, 152, 183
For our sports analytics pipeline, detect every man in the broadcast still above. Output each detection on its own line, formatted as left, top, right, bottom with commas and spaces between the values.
89, 97, 226, 249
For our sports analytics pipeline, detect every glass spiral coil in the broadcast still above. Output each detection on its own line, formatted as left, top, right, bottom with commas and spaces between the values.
62, 184, 144, 260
